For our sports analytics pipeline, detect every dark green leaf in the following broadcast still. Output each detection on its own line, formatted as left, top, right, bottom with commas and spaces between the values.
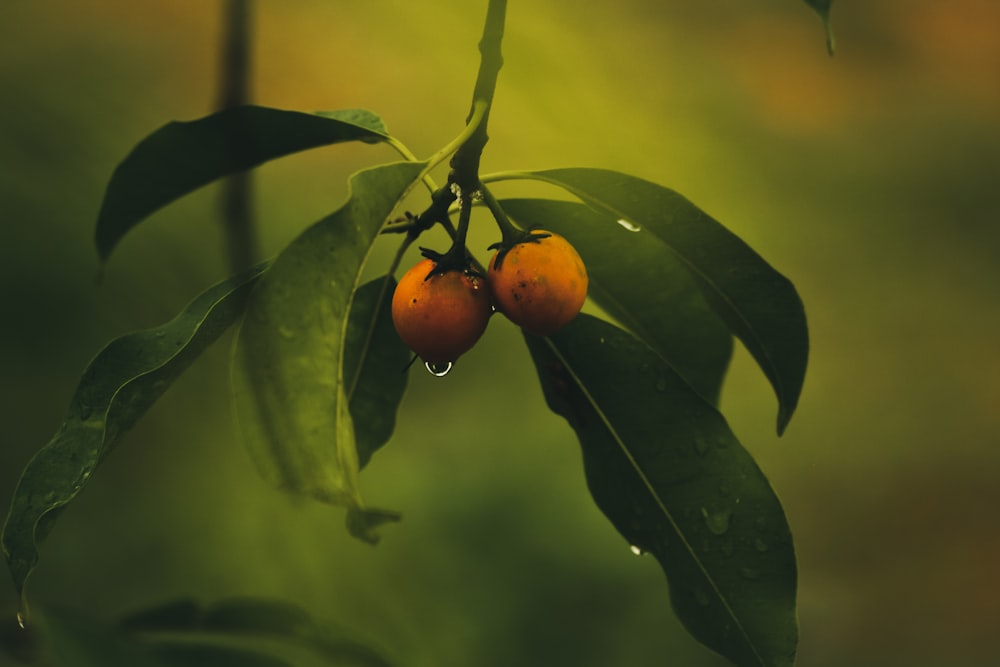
232, 161, 425, 544
37, 607, 167, 667
1, 265, 266, 604
343, 276, 411, 469
499, 198, 732, 406
149, 643, 290, 667
96, 105, 392, 264
120, 597, 394, 667
492, 168, 808, 435
803, 0, 835, 55
525, 315, 798, 667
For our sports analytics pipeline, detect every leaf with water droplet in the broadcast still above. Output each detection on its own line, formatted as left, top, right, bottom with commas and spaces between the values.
1, 264, 266, 608
95, 105, 394, 265
232, 161, 425, 544
524, 315, 798, 667
499, 198, 733, 407
496, 168, 809, 436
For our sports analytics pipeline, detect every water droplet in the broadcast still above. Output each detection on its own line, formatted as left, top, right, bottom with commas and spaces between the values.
694, 588, 711, 607
629, 544, 644, 556
616, 218, 641, 232
15, 609, 27, 629
425, 361, 453, 377
693, 437, 710, 457
701, 506, 733, 535
655, 377, 668, 392
739, 567, 761, 580
278, 326, 295, 339
754, 538, 769, 553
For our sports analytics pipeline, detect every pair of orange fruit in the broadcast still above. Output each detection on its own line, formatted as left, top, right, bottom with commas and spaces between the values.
390, 231, 588, 365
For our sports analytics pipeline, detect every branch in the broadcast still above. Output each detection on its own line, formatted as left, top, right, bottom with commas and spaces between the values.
449, 0, 507, 194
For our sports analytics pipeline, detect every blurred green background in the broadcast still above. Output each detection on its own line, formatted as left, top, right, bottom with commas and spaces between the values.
2, 1, 999, 665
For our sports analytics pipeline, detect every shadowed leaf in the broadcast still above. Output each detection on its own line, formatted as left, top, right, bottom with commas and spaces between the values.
120, 597, 394, 667
525, 314, 797, 666
96, 106, 392, 264
343, 276, 411, 469
491, 168, 808, 435
1, 265, 266, 605
499, 198, 732, 406
231, 161, 425, 544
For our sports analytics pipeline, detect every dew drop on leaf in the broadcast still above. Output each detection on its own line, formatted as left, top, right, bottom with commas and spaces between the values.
701, 506, 733, 536
15, 609, 26, 630
629, 544, 645, 556
694, 588, 711, 608
616, 218, 641, 232
425, 361, 453, 377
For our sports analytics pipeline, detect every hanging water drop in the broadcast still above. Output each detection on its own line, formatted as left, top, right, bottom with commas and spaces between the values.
425, 361, 453, 377
629, 544, 644, 556
15, 609, 26, 630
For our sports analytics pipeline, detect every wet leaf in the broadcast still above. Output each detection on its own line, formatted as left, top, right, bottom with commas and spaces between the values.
343, 276, 411, 469
499, 198, 732, 406
491, 168, 808, 435
803, 0, 835, 55
1, 264, 266, 605
525, 314, 797, 667
231, 161, 425, 544
96, 105, 392, 264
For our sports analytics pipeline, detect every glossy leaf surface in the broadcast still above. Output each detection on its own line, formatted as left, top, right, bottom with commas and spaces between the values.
525, 314, 797, 666
493, 168, 808, 435
499, 198, 732, 406
231, 161, 425, 543
96, 106, 391, 263
1, 265, 265, 603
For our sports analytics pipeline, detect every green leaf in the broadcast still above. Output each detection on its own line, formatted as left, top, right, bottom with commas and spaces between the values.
95, 105, 392, 264
1, 264, 266, 605
524, 315, 798, 667
231, 161, 425, 543
499, 198, 733, 406
342, 276, 411, 469
491, 168, 808, 435
120, 597, 395, 667
803, 0, 835, 55
37, 607, 167, 667
314, 109, 390, 139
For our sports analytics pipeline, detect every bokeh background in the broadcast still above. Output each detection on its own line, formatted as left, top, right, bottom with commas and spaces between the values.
2, 1, 999, 665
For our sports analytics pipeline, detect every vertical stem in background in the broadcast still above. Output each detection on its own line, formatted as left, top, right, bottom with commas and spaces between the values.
218, 0, 259, 274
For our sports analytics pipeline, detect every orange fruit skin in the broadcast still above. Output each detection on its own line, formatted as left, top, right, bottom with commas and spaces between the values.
488, 231, 588, 336
391, 258, 492, 363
